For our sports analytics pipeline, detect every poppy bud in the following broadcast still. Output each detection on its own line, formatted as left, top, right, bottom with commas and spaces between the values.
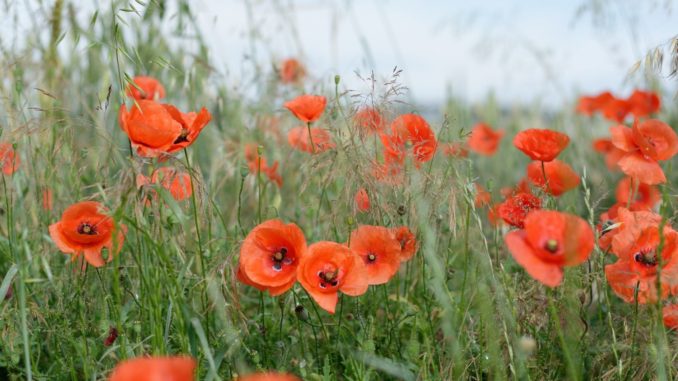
334, 75, 341, 85
240, 165, 250, 178
346, 216, 355, 227
294, 305, 308, 321
4, 284, 12, 300
104, 326, 119, 347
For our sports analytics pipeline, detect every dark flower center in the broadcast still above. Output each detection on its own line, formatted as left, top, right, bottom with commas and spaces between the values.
78, 222, 97, 235
173, 129, 190, 144
634, 248, 657, 267
318, 270, 339, 288
271, 247, 291, 271
367, 253, 377, 262
544, 239, 559, 254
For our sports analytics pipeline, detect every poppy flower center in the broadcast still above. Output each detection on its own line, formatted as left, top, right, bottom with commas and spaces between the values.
634, 248, 657, 267
173, 129, 190, 144
77, 222, 97, 235
367, 253, 377, 262
271, 247, 291, 271
317, 270, 339, 288
544, 239, 559, 253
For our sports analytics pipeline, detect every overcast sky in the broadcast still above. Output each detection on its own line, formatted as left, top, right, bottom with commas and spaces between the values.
192, 0, 677, 106
2, 1, 676, 107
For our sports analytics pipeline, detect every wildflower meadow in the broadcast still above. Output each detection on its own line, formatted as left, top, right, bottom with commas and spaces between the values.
1, 1, 678, 380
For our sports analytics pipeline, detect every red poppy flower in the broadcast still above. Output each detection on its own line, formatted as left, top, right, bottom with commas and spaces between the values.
389, 114, 437, 166
592, 138, 625, 170
139, 167, 193, 202
354, 107, 385, 134
244, 144, 283, 187
500, 178, 532, 199
513, 129, 570, 162
601, 98, 631, 123
284, 95, 327, 123
605, 226, 678, 303
126, 76, 166, 101
598, 206, 661, 253
663, 304, 678, 330
108, 356, 195, 381
237, 219, 306, 296
441, 142, 469, 158
526, 160, 580, 197
576, 92, 614, 115
505, 210, 594, 287
279, 58, 306, 84
287, 126, 335, 154
615, 177, 660, 210
349, 225, 402, 285
627, 89, 660, 118
354, 188, 370, 212
390, 226, 417, 262
467, 123, 504, 156
297, 241, 368, 313
609, 119, 678, 184
371, 161, 404, 186
49, 201, 127, 268
498, 192, 541, 228
237, 372, 302, 381
475, 184, 491, 207
488, 203, 503, 227
0, 143, 19, 175
119, 100, 211, 158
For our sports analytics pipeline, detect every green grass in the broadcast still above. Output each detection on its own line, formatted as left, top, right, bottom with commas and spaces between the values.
1, 1, 677, 380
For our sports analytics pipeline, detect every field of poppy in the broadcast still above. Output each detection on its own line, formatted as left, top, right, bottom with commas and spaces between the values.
1, 1, 678, 380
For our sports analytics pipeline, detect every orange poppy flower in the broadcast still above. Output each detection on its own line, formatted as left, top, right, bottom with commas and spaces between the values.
488, 203, 504, 227
49, 201, 127, 267
354, 107, 385, 134
598, 206, 661, 253
244, 144, 283, 187
238, 219, 306, 296
475, 184, 491, 207
119, 100, 211, 158
627, 89, 660, 118
284, 95, 327, 123
498, 192, 541, 228
137, 167, 193, 202
526, 160, 580, 197
0, 143, 19, 175
441, 142, 469, 158
467, 123, 504, 156
287, 126, 335, 154
349, 225, 402, 285
279, 58, 306, 84
576, 91, 614, 115
605, 226, 678, 304
592, 138, 624, 170
126, 76, 166, 101
297, 241, 368, 313
513, 129, 570, 162
615, 177, 660, 210
390, 114, 437, 165
663, 304, 678, 330
354, 188, 370, 212
609, 119, 678, 184
390, 226, 417, 262
108, 356, 195, 381
601, 98, 631, 123
237, 372, 302, 381
504, 210, 594, 287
